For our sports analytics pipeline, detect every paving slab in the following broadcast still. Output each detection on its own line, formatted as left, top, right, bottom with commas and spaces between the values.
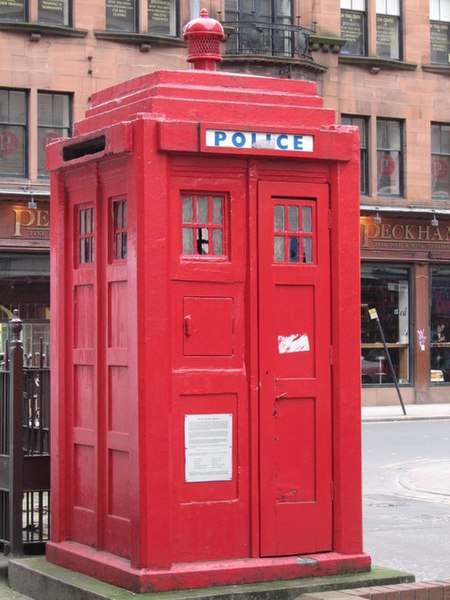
7, 557, 414, 600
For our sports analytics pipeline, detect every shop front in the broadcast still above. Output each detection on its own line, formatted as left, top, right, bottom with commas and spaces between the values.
361, 212, 450, 406
0, 197, 50, 364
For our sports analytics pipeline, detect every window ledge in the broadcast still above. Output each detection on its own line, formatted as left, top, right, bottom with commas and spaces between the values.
422, 64, 450, 75
0, 21, 87, 38
309, 34, 346, 54
94, 30, 186, 47
222, 54, 328, 76
339, 55, 417, 71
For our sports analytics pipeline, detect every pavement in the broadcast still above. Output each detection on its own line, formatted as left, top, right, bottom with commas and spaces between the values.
0, 404, 447, 600
362, 402, 450, 422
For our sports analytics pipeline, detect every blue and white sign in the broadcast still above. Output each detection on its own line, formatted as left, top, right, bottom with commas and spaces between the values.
205, 129, 314, 153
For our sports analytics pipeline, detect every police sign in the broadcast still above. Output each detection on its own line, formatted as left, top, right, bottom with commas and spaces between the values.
205, 129, 314, 153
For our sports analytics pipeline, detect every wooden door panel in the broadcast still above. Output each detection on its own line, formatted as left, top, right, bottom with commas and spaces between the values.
258, 181, 332, 557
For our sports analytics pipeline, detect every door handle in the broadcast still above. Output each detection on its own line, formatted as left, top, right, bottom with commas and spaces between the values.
184, 315, 192, 337
275, 392, 288, 400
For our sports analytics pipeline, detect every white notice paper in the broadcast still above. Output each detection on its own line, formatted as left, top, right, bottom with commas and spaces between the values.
184, 414, 232, 483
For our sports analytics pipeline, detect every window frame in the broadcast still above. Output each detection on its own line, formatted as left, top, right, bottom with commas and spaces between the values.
37, 91, 72, 179
341, 115, 369, 195
181, 192, 228, 260
376, 118, 404, 197
431, 122, 450, 200
0, 88, 28, 179
375, 0, 402, 60
430, 0, 450, 65
340, 0, 368, 56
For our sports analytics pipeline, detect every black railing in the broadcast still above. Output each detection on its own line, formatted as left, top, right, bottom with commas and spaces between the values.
222, 20, 313, 59
0, 311, 50, 556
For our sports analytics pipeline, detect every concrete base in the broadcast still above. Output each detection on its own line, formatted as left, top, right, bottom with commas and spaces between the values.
8, 556, 414, 600
45, 541, 372, 592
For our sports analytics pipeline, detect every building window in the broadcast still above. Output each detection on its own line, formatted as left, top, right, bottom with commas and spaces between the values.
0, 89, 27, 178
38, 0, 71, 26
376, 0, 401, 60
225, 0, 302, 57
181, 193, 226, 257
430, 265, 450, 383
0, 0, 26, 21
112, 199, 128, 260
78, 206, 95, 265
273, 200, 314, 264
38, 92, 71, 178
377, 119, 403, 196
341, 115, 369, 194
431, 123, 450, 199
340, 0, 367, 56
148, 0, 178, 36
106, 0, 137, 32
430, 0, 450, 64
361, 263, 411, 385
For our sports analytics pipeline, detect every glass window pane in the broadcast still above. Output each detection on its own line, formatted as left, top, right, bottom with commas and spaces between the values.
353, 0, 366, 9
182, 228, 194, 254
274, 236, 284, 262
114, 202, 122, 228
123, 201, 128, 227
38, 94, 52, 125
341, 10, 366, 55
122, 232, 127, 258
386, 0, 400, 15
430, 265, 450, 383
53, 94, 70, 127
182, 197, 193, 223
0, 0, 25, 20
361, 264, 410, 384
197, 227, 209, 254
196, 197, 208, 225
287, 206, 298, 232
212, 196, 223, 224
79, 209, 85, 235
430, 0, 440, 20
376, 14, 400, 59
289, 236, 299, 262
274, 205, 284, 231
302, 237, 312, 263
115, 233, 121, 259
80, 239, 85, 263
9, 91, 26, 124
377, 150, 400, 195
86, 208, 92, 233
442, 124, 450, 153
302, 206, 312, 232
442, 0, 450, 20
0, 125, 26, 176
148, 0, 177, 36
38, 0, 69, 26
212, 229, 223, 255
106, 0, 136, 32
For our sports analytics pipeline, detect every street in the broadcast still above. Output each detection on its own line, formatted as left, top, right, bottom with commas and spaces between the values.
362, 419, 450, 581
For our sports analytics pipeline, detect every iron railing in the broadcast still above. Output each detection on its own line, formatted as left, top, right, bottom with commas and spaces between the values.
0, 311, 50, 556
222, 20, 313, 59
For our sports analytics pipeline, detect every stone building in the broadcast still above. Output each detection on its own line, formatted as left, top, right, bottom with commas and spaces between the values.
0, 0, 449, 405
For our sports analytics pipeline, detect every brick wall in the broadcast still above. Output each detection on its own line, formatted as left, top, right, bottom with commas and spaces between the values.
300, 581, 450, 600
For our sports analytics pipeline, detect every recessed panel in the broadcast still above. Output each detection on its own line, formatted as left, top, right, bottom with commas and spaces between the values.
183, 297, 234, 356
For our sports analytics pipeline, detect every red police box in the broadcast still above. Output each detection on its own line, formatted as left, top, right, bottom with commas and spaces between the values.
46, 16, 369, 594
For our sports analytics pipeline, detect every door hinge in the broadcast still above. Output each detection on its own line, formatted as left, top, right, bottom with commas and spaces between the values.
331, 481, 334, 501
330, 345, 333, 365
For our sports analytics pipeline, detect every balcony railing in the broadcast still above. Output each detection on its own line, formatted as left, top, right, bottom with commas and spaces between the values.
222, 20, 313, 59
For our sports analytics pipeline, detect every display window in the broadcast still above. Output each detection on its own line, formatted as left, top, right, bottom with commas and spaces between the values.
361, 263, 411, 385
0, 252, 50, 363
430, 265, 450, 383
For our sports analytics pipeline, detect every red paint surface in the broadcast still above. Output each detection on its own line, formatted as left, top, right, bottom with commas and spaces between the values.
48, 68, 368, 591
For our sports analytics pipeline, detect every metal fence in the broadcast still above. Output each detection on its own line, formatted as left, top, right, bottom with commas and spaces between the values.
0, 310, 50, 556
223, 20, 313, 59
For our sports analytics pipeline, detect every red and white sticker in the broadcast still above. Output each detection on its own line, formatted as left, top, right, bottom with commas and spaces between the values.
278, 333, 310, 354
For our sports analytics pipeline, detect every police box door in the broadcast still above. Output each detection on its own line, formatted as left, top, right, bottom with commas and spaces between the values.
258, 180, 333, 557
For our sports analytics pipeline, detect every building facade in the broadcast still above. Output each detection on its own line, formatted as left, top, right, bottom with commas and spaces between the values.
0, 0, 449, 404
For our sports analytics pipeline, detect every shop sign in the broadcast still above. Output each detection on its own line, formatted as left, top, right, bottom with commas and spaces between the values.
0, 202, 50, 242
361, 218, 450, 252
